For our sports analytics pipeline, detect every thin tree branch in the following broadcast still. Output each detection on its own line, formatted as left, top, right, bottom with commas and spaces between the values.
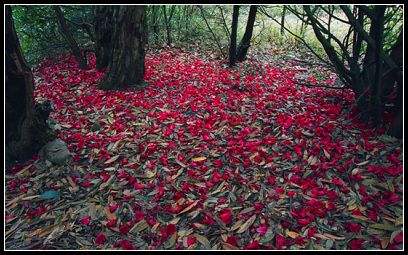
198, 6, 226, 58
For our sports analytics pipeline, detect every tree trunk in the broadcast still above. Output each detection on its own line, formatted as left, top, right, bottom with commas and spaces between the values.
236, 5, 258, 62
229, 5, 240, 66
53, 6, 88, 69
389, 98, 403, 138
163, 6, 174, 46
361, 6, 386, 125
151, 6, 159, 44
99, 6, 147, 90
386, 31, 403, 138
280, 6, 286, 35
94, 6, 115, 70
6, 6, 54, 167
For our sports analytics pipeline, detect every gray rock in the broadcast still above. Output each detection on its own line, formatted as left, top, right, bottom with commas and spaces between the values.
40, 139, 71, 165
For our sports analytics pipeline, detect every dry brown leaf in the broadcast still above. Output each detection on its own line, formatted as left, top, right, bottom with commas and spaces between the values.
356, 160, 370, 166
177, 200, 199, 215
323, 149, 331, 159
194, 234, 210, 248
192, 156, 207, 162
105, 207, 116, 220
229, 219, 244, 232
104, 155, 120, 164
222, 242, 239, 250
286, 230, 300, 239
130, 219, 148, 233
236, 215, 256, 233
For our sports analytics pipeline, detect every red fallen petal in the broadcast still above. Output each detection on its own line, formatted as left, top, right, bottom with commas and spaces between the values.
254, 202, 264, 212
294, 144, 302, 157
367, 209, 378, 222
345, 222, 361, 233
295, 236, 305, 245
245, 240, 260, 250
146, 216, 157, 226
119, 222, 131, 235
267, 176, 276, 185
332, 177, 344, 186
134, 210, 145, 222
298, 218, 311, 226
219, 208, 233, 225
133, 181, 145, 190
202, 213, 216, 225
106, 218, 117, 228
119, 239, 134, 250
163, 224, 177, 238
95, 232, 106, 245
348, 238, 364, 249
80, 215, 91, 225
167, 224, 177, 234
81, 180, 93, 188
217, 196, 227, 204
256, 225, 268, 235
109, 203, 119, 213
275, 234, 286, 249
307, 226, 317, 238
213, 159, 223, 168
226, 236, 238, 246
287, 190, 296, 197
351, 209, 363, 216
186, 235, 197, 246
275, 187, 285, 194
392, 231, 403, 244
100, 171, 111, 182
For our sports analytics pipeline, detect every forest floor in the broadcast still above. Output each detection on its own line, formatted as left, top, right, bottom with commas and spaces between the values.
5, 48, 403, 250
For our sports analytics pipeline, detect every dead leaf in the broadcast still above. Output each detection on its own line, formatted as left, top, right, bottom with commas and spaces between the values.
222, 242, 239, 250
144, 169, 157, 179
177, 200, 199, 215
356, 160, 370, 166
323, 149, 331, 159
286, 230, 300, 239
194, 234, 210, 249
105, 207, 116, 220
236, 215, 256, 233
104, 155, 120, 165
130, 219, 148, 233
192, 156, 206, 162
229, 219, 244, 232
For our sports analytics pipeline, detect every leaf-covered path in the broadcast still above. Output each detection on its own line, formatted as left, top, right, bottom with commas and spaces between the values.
5, 49, 403, 250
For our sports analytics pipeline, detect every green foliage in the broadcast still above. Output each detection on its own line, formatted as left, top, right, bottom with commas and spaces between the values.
11, 5, 403, 67
382, 5, 403, 52
12, 5, 93, 66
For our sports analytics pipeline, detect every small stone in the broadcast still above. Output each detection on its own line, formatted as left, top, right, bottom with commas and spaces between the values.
41, 139, 71, 165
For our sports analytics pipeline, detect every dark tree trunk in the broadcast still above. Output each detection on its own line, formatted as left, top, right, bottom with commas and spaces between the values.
280, 6, 286, 35
361, 6, 386, 125
389, 98, 402, 138
385, 31, 403, 138
162, 6, 174, 46
99, 6, 147, 90
94, 6, 115, 70
236, 5, 258, 62
6, 6, 54, 168
229, 5, 240, 67
390, 31, 403, 113
53, 6, 88, 69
